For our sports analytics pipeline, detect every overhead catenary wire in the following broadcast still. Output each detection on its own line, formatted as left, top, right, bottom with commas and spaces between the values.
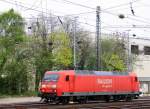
102, 10, 150, 25
23, 0, 40, 11
2, 0, 150, 38
1, 0, 150, 40
102, 25, 150, 28
52, 0, 141, 11
101, 2, 150, 24
51, 0, 150, 29
0, 0, 96, 17
54, 0, 95, 10
2, 0, 150, 25
1, 0, 51, 15
0, 0, 66, 17
102, 0, 141, 11
64, 0, 150, 26
125, 12, 150, 25
2, 0, 150, 26
50, 0, 150, 26
2, 15, 150, 30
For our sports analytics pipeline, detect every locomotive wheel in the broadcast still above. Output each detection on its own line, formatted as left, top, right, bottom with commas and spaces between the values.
134, 95, 139, 99
105, 96, 110, 102
55, 97, 60, 104
55, 100, 60, 104
61, 97, 69, 104
125, 95, 133, 101
79, 98, 87, 104
43, 98, 49, 103
113, 96, 119, 102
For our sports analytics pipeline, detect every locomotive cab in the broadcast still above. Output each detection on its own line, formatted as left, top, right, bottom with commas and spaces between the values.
40, 73, 59, 93
38, 73, 60, 102
38, 70, 75, 103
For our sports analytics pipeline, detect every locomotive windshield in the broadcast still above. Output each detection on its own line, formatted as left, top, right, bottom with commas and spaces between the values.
43, 74, 59, 82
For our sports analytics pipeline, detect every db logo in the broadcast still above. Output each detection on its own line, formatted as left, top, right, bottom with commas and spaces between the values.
97, 79, 112, 84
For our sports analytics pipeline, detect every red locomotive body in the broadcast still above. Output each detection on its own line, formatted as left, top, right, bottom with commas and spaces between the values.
38, 70, 140, 103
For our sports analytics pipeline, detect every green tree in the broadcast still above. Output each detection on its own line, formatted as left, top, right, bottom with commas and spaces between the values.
56, 17, 127, 71
0, 9, 28, 94
0, 9, 24, 41
76, 36, 127, 71
0, 9, 25, 71
51, 31, 72, 70
75, 30, 92, 70
101, 37, 126, 71
29, 16, 54, 90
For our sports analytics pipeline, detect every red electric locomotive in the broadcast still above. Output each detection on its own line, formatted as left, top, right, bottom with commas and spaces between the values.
38, 70, 140, 104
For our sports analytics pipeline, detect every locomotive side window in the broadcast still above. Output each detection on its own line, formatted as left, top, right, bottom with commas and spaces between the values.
65, 75, 69, 81
43, 74, 59, 82
135, 77, 138, 82
131, 45, 139, 55
144, 46, 150, 55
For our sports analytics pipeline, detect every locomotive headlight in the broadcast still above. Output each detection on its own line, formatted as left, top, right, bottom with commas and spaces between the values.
41, 84, 46, 88
51, 84, 57, 89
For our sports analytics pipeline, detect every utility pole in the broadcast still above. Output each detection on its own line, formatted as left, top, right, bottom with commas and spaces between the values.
123, 30, 131, 72
127, 30, 131, 72
50, 13, 54, 33
73, 17, 77, 70
96, 6, 101, 71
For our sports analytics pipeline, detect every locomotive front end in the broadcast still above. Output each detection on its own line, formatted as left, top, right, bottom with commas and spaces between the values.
38, 73, 59, 102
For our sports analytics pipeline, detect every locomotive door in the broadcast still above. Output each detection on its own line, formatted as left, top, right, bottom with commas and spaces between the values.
68, 75, 74, 92
131, 76, 138, 91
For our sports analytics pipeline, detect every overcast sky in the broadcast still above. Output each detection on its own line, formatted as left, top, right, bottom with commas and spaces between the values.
0, 0, 150, 38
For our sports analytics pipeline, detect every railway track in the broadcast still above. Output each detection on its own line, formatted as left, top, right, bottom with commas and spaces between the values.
1, 97, 150, 109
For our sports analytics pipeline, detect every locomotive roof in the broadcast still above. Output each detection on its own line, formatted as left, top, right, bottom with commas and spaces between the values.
75, 70, 129, 76
45, 70, 129, 76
